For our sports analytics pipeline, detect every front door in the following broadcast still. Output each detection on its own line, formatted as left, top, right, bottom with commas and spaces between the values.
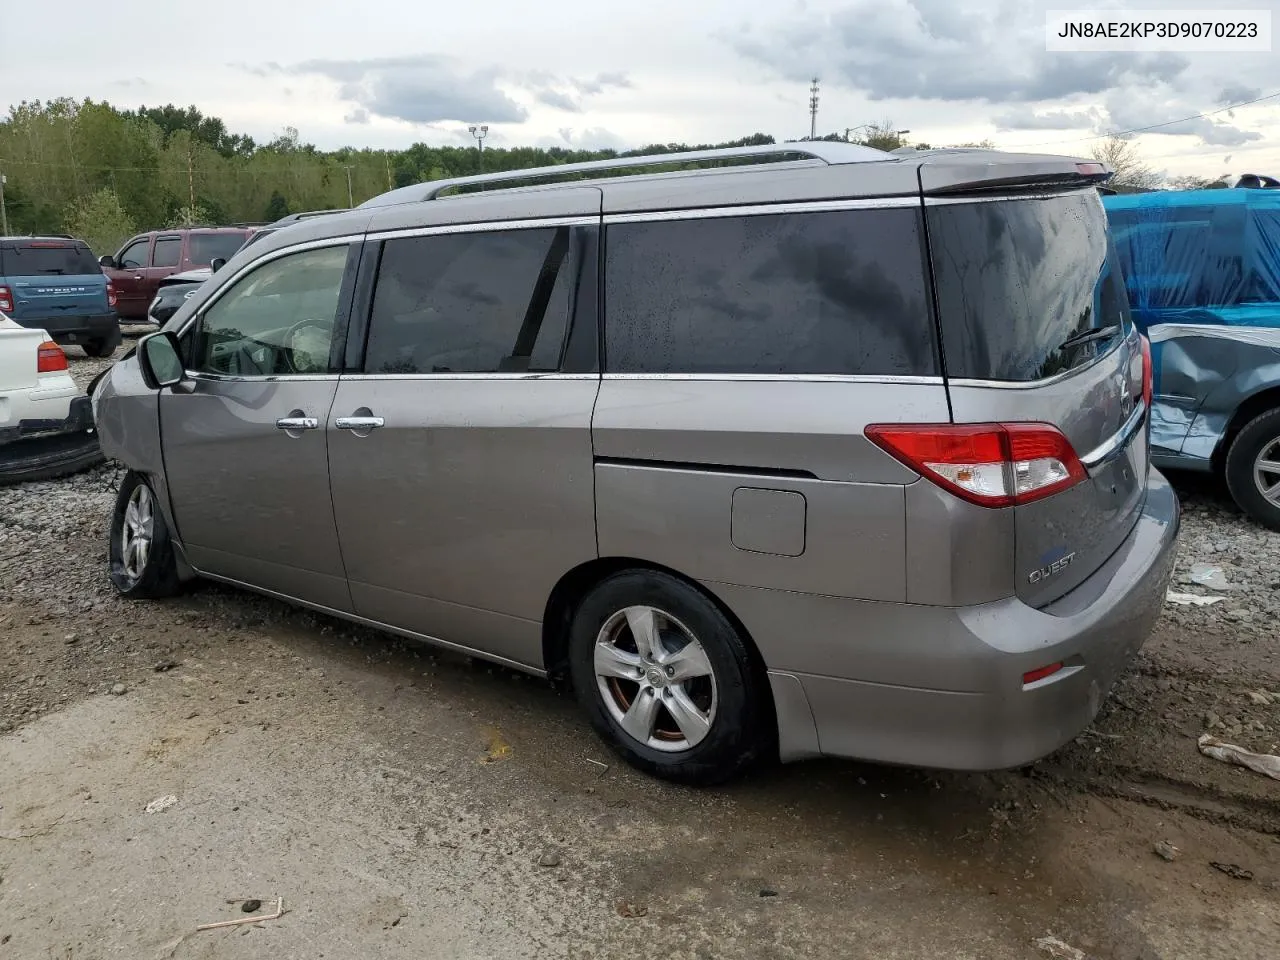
328, 223, 600, 667
108, 236, 153, 318
145, 234, 184, 305
160, 241, 358, 610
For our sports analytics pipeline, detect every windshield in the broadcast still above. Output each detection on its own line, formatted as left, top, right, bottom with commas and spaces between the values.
927, 190, 1132, 382
0, 242, 102, 277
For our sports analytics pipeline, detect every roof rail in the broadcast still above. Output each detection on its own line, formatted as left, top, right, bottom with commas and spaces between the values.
358, 141, 892, 208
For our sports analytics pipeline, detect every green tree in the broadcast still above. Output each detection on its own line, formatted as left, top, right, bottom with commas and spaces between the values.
66, 187, 135, 256
264, 190, 290, 221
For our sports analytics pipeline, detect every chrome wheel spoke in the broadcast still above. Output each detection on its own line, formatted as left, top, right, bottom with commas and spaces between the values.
624, 606, 661, 660
1257, 459, 1280, 474
664, 687, 712, 747
620, 687, 661, 743
594, 642, 641, 680
1262, 479, 1280, 504
660, 641, 713, 682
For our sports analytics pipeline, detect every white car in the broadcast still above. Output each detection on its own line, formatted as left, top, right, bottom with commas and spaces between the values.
0, 311, 101, 484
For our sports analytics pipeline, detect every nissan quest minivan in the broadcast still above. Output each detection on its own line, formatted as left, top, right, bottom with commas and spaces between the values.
91, 143, 1180, 784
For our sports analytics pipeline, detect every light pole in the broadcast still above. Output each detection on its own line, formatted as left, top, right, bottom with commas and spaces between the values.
0, 173, 8, 237
343, 165, 354, 208
468, 124, 489, 172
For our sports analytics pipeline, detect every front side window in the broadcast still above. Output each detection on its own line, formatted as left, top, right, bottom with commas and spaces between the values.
118, 238, 150, 269
190, 244, 350, 377
363, 226, 573, 374
603, 208, 938, 376
152, 237, 182, 268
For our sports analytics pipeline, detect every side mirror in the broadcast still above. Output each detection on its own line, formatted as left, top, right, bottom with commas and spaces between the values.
210, 258, 226, 273
99, 254, 116, 269
138, 331, 186, 390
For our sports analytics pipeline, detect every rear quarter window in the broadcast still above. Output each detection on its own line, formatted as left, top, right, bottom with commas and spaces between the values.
927, 191, 1131, 382
0, 242, 102, 277
189, 232, 249, 265
603, 208, 939, 376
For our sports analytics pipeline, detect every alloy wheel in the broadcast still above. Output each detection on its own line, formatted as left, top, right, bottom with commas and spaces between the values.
593, 605, 718, 753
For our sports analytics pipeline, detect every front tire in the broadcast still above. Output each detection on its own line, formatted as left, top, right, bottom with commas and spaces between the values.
567, 569, 772, 785
109, 471, 181, 599
1225, 408, 1280, 532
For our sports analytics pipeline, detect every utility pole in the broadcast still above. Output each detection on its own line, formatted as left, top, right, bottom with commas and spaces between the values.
468, 124, 489, 173
0, 173, 8, 237
809, 78, 820, 140
343, 165, 354, 208
384, 152, 394, 191
186, 143, 196, 225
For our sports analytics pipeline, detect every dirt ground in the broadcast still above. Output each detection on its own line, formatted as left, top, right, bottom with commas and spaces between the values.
2, 345, 1279, 959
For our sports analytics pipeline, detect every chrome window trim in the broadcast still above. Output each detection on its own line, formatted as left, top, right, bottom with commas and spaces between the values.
600, 373, 945, 384
602, 197, 919, 224
184, 371, 338, 384
1080, 401, 1147, 469
339, 372, 599, 381
366, 215, 598, 243
173, 234, 363, 339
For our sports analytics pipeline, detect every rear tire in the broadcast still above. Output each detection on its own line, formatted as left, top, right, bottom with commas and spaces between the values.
1224, 408, 1280, 532
109, 471, 182, 599
567, 569, 771, 785
83, 329, 121, 358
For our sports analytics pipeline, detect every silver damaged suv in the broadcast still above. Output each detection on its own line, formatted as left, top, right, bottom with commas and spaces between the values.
91, 143, 1181, 784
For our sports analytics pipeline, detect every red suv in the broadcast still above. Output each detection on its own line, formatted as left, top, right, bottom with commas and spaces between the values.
99, 227, 255, 319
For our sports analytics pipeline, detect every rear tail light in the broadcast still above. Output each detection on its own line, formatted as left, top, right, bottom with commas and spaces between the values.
37, 340, 68, 373
107, 281, 117, 308
865, 423, 1087, 507
0, 285, 12, 313
1139, 334, 1153, 408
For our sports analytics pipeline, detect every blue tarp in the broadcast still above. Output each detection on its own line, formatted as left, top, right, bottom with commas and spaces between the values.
1102, 189, 1280, 330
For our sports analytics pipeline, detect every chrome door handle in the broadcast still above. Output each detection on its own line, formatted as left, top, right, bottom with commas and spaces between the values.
335, 416, 384, 430
276, 416, 319, 430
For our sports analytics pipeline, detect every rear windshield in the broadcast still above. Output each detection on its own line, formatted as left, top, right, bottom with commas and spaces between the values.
188, 232, 248, 265
928, 191, 1132, 382
0, 242, 102, 277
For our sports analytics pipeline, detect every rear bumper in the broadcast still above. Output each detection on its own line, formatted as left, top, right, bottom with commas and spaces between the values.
14, 313, 119, 342
715, 468, 1181, 769
0, 394, 95, 444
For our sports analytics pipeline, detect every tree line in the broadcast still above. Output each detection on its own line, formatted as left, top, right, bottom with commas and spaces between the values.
0, 98, 1230, 256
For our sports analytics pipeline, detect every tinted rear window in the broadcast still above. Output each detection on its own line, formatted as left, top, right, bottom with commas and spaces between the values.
928, 191, 1131, 382
189, 232, 248, 265
0, 242, 101, 277
604, 208, 938, 376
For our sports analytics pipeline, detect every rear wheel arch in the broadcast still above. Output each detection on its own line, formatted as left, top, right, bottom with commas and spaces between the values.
1212, 384, 1280, 472
541, 558, 774, 717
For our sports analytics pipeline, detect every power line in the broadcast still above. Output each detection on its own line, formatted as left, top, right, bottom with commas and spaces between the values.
1006, 90, 1280, 149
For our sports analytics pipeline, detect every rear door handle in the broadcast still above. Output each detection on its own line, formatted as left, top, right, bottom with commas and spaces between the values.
335, 416, 384, 430
276, 416, 319, 430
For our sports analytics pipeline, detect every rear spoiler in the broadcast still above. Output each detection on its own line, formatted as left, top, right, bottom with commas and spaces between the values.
906, 149, 1114, 196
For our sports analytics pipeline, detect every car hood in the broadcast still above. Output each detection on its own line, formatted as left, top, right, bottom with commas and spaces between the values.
158, 268, 212, 287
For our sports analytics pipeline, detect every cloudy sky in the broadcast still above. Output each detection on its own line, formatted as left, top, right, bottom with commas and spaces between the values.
3, 0, 1278, 178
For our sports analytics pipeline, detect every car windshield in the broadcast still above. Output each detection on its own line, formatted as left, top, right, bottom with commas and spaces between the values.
0, 242, 102, 277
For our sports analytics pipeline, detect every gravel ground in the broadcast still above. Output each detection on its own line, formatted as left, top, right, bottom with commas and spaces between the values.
3, 345, 1279, 957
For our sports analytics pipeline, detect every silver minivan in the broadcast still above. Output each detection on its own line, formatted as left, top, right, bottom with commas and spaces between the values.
92, 143, 1180, 784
